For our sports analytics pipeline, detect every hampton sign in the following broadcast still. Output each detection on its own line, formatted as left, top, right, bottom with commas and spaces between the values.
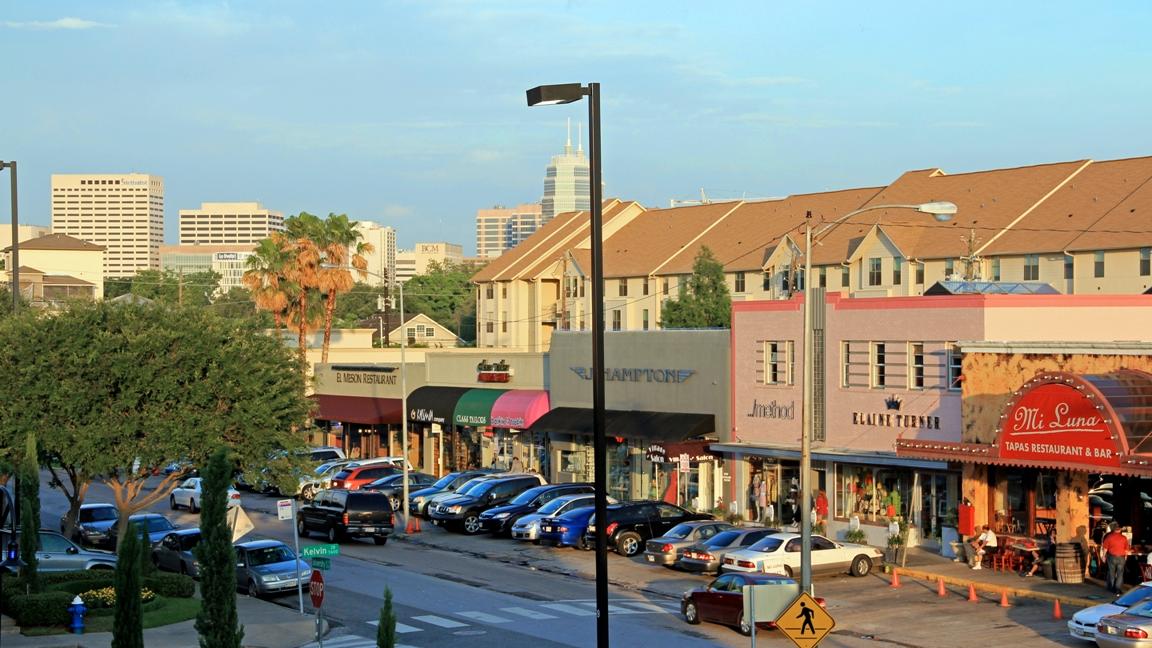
570, 367, 696, 383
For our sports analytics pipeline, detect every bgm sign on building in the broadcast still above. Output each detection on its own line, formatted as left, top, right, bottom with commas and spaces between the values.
998, 379, 1121, 467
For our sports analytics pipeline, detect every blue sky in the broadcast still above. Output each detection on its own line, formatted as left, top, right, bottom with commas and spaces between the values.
2, 1, 1150, 255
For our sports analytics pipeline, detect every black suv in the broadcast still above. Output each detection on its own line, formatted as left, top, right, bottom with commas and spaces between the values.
478, 483, 595, 536
408, 469, 502, 518
296, 489, 393, 545
429, 474, 547, 534
584, 501, 714, 557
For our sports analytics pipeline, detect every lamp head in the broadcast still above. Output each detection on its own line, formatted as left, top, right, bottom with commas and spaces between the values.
526, 83, 586, 106
916, 201, 958, 222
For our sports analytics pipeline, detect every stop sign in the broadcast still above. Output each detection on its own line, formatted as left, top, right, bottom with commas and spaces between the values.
309, 569, 325, 608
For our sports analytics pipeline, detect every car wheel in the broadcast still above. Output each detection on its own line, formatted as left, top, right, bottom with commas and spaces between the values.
462, 514, 482, 535
169, 496, 178, 510
327, 525, 340, 543
616, 532, 642, 557
389, 496, 401, 512
301, 485, 315, 501
373, 535, 388, 546
247, 579, 261, 598
575, 537, 589, 551
738, 611, 752, 636
151, 554, 161, 569
297, 518, 309, 538
684, 600, 700, 625
190, 498, 199, 513
851, 555, 873, 577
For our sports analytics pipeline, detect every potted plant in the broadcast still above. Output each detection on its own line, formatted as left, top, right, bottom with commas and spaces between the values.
844, 528, 868, 544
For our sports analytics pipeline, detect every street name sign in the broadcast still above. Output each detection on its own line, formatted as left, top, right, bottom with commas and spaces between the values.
300, 544, 340, 558
311, 557, 331, 570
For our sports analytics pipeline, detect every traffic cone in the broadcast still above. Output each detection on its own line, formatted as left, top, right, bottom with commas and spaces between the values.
937, 577, 947, 597
406, 514, 422, 534
999, 591, 1011, 608
889, 569, 901, 588
1053, 599, 1062, 620
967, 583, 978, 602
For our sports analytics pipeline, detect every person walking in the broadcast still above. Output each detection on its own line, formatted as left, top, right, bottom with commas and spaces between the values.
1102, 522, 1131, 594
757, 477, 768, 524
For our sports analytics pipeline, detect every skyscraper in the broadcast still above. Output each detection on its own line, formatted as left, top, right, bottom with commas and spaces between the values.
355, 221, 398, 287
475, 203, 542, 259
178, 202, 283, 245
541, 119, 590, 224
51, 173, 164, 278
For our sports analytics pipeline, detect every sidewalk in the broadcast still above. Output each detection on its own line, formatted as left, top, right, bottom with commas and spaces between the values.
0, 595, 320, 648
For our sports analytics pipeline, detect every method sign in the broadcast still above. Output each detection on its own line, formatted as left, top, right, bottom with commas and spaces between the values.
300, 544, 340, 558
311, 557, 331, 570
776, 592, 835, 648
277, 499, 293, 521
309, 569, 325, 608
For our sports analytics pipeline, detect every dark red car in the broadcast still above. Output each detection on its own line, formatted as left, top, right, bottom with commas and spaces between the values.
680, 572, 826, 636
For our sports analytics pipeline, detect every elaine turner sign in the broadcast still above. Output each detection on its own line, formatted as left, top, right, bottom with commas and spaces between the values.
999, 382, 1119, 467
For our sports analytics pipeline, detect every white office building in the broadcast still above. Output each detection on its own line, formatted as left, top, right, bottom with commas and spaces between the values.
51, 173, 164, 278
355, 221, 398, 287
178, 202, 283, 245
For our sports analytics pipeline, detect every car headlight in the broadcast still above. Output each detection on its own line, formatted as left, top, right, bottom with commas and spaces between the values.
494, 512, 510, 520
260, 574, 277, 582
412, 496, 425, 504
447, 505, 462, 514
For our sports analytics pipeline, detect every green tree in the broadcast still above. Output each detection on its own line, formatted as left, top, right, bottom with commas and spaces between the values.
211, 286, 272, 325
111, 526, 144, 648
194, 447, 244, 648
129, 269, 222, 307
407, 261, 477, 342
0, 301, 314, 544
659, 246, 731, 329
104, 278, 133, 300
18, 432, 40, 593
376, 586, 396, 648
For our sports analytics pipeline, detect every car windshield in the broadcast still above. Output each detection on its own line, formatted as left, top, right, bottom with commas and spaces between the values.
81, 507, 117, 523
705, 530, 740, 547
181, 534, 202, 550
510, 486, 549, 506
431, 473, 460, 490
471, 481, 499, 498
456, 479, 490, 495
1116, 585, 1152, 607
747, 537, 785, 553
248, 545, 295, 566
1125, 599, 1152, 619
539, 497, 586, 515
134, 517, 173, 533
664, 523, 696, 539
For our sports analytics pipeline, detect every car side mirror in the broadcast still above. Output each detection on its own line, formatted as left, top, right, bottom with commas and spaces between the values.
67, 546, 79, 555
173, 524, 181, 529
237, 562, 245, 568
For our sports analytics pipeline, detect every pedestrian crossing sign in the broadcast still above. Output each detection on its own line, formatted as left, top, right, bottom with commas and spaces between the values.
775, 592, 835, 648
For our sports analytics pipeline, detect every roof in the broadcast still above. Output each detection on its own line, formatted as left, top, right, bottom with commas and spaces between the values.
3, 233, 104, 252
515, 201, 641, 280
41, 274, 94, 286
599, 202, 738, 279
923, 280, 1061, 295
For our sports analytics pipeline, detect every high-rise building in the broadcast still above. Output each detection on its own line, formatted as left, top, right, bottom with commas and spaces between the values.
159, 244, 255, 295
395, 242, 463, 283
541, 120, 590, 224
51, 173, 164, 278
355, 221, 397, 286
475, 203, 542, 259
178, 202, 283, 245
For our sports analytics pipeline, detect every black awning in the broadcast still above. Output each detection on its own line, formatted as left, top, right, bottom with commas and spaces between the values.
529, 407, 713, 442
407, 386, 472, 425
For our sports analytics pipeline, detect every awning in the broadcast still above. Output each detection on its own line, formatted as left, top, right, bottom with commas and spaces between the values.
407, 387, 471, 425
708, 442, 949, 470
528, 407, 714, 442
453, 388, 508, 426
490, 390, 550, 429
645, 440, 718, 463
313, 394, 402, 425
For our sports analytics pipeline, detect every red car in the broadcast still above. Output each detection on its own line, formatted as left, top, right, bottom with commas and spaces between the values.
329, 461, 402, 491
681, 572, 826, 636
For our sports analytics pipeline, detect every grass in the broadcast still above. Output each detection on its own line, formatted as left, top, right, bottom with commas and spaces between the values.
20, 596, 201, 636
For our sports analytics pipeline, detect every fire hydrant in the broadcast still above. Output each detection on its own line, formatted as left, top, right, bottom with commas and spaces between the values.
67, 595, 87, 634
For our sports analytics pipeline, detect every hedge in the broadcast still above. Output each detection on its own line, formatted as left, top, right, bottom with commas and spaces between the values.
6, 591, 74, 627
143, 573, 196, 598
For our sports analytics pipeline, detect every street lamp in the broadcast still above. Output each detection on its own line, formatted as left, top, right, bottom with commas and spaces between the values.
527, 82, 609, 648
799, 201, 957, 595
0, 160, 19, 311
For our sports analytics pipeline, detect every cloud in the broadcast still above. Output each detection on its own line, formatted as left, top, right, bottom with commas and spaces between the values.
1, 17, 113, 30
674, 63, 813, 89
127, 2, 253, 37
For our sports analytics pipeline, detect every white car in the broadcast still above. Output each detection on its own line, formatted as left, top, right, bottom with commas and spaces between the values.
720, 532, 883, 578
169, 477, 241, 513
1068, 582, 1152, 641
511, 494, 607, 541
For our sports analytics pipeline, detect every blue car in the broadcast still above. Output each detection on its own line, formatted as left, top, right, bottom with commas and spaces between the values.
538, 506, 596, 549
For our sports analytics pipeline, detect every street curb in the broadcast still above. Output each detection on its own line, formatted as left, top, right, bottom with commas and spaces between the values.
893, 567, 1100, 608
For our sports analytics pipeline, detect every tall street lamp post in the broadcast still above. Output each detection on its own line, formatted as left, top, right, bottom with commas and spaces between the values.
799, 201, 957, 595
1, 160, 18, 311
526, 82, 609, 647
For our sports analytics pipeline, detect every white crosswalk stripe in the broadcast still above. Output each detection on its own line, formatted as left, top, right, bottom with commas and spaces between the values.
455, 610, 514, 624
411, 614, 469, 628
298, 634, 418, 648
540, 602, 596, 616
366, 619, 422, 633
614, 601, 675, 613
501, 606, 559, 620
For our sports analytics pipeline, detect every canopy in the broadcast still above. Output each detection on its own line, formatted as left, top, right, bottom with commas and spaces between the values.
490, 390, 551, 429
528, 407, 714, 441
312, 394, 402, 425
452, 388, 508, 426
407, 386, 471, 425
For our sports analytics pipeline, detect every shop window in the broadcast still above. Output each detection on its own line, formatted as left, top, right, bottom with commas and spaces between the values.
892, 258, 902, 286
1024, 254, 1040, 281
1094, 251, 1105, 278
1141, 248, 1151, 276
867, 258, 882, 286
734, 271, 746, 293
837, 466, 911, 521
841, 341, 868, 388
908, 342, 925, 389
762, 341, 794, 385
870, 342, 887, 388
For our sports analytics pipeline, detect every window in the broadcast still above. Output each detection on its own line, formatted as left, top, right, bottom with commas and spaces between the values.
781, 267, 791, 292
762, 271, 771, 291
501, 284, 507, 298
841, 341, 868, 388
915, 262, 924, 285
819, 267, 827, 288
944, 259, 955, 278
1024, 254, 1040, 281
870, 342, 887, 388
642, 278, 649, 296
892, 258, 902, 286
485, 285, 494, 299
612, 310, 621, 331
502, 320, 508, 333
663, 278, 670, 295
735, 271, 746, 293
909, 343, 924, 389
1094, 251, 1105, 278
579, 280, 585, 298
618, 278, 628, 297
841, 266, 850, 288
1064, 255, 1074, 280
991, 258, 1001, 281
1142, 248, 1151, 276
868, 258, 882, 286
642, 309, 649, 331
763, 341, 794, 385
946, 342, 962, 390
486, 322, 494, 333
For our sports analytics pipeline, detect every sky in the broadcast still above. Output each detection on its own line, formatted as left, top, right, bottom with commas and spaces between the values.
1, 1, 1150, 255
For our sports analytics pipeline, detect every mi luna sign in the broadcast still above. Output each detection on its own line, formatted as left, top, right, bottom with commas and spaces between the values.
570, 367, 696, 383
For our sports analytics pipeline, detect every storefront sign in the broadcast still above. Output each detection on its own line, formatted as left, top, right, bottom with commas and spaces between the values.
335, 370, 398, 385
410, 408, 441, 424
645, 441, 716, 463
851, 412, 941, 430
477, 359, 513, 383
1000, 382, 1118, 467
745, 398, 795, 420
491, 415, 526, 428
570, 367, 695, 383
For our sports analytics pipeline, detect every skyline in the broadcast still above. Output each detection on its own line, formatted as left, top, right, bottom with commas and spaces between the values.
2, 1, 1150, 255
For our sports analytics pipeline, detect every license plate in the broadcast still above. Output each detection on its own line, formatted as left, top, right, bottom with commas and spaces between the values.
362, 527, 376, 532
542, 526, 553, 533
588, 525, 596, 532
646, 555, 655, 562
1073, 629, 1090, 637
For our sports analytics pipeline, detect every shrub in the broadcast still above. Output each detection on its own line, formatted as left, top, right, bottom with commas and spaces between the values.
7, 591, 73, 627
843, 529, 868, 544
144, 573, 196, 598
79, 586, 156, 609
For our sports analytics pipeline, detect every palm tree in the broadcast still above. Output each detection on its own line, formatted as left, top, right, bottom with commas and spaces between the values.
279, 225, 323, 363
314, 214, 374, 363
243, 235, 292, 330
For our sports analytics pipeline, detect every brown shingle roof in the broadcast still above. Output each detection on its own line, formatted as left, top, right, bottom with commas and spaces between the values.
514, 200, 640, 280
3, 233, 104, 252
599, 202, 738, 279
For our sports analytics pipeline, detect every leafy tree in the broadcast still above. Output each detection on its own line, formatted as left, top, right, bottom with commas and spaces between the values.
659, 246, 731, 329
129, 269, 222, 307
211, 286, 272, 325
331, 283, 387, 327
406, 261, 477, 342
0, 301, 313, 542
18, 432, 40, 593
194, 447, 244, 648
112, 527, 144, 648
376, 586, 396, 648
104, 278, 133, 299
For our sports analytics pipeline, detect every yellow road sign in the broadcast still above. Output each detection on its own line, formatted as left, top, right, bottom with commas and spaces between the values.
775, 592, 835, 648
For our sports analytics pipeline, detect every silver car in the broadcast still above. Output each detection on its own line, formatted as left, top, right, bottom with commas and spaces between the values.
677, 528, 779, 574
234, 539, 312, 597
1096, 597, 1152, 648
0, 529, 117, 573
152, 528, 202, 578
644, 521, 736, 566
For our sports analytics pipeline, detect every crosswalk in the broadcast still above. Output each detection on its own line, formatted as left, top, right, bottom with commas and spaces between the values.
296, 599, 678, 647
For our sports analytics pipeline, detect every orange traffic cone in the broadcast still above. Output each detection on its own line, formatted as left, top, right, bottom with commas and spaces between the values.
889, 569, 901, 588
967, 584, 978, 602
406, 514, 422, 534
937, 577, 947, 597
1053, 599, 1062, 620
1000, 591, 1011, 608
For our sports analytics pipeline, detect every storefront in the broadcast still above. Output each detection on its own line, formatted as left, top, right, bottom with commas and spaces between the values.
312, 362, 427, 462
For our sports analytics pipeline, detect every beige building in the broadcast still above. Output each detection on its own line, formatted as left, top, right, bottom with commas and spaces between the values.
395, 242, 464, 284
2, 233, 105, 303
51, 173, 164, 278
355, 221, 397, 287
0, 224, 50, 253
475, 203, 543, 259
178, 202, 283, 245
473, 156, 1152, 350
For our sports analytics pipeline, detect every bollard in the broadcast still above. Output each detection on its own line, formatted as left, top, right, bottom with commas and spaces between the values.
67, 595, 87, 635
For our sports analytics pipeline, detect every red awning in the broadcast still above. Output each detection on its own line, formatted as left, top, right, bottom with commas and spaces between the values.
313, 394, 402, 425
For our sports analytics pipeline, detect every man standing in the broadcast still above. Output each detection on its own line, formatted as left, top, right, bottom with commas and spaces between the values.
1102, 522, 1131, 594
969, 525, 998, 570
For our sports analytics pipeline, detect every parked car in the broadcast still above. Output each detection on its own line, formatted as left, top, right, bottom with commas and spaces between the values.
361, 472, 438, 511
538, 506, 597, 549
0, 529, 117, 573
643, 520, 737, 567
107, 513, 179, 549
234, 539, 312, 597
1095, 597, 1152, 648
681, 572, 825, 636
169, 477, 242, 512
407, 470, 503, 517
330, 457, 411, 491
299, 459, 357, 500
61, 503, 119, 547
584, 501, 714, 557
720, 532, 883, 578
511, 494, 609, 542
307, 446, 346, 462
479, 483, 594, 536
162, 459, 194, 476
1068, 581, 1152, 641
152, 528, 203, 578
296, 489, 394, 544
678, 528, 779, 574
430, 474, 548, 534
416, 473, 505, 520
